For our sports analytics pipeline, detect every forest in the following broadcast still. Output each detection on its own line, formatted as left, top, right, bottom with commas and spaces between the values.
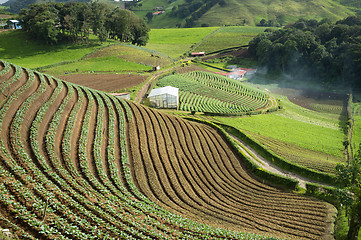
248, 16, 361, 89
18, 2, 150, 46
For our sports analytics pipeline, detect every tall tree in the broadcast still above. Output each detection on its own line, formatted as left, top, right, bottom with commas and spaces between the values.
336, 153, 361, 240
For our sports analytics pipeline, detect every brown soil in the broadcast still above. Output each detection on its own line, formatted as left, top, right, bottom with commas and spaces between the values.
57, 73, 146, 92
127, 101, 331, 240
0, 61, 335, 240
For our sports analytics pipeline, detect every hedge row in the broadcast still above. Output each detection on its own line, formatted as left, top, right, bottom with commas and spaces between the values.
184, 117, 299, 190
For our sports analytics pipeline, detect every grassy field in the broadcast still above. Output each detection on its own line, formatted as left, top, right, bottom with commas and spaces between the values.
146, 27, 218, 58
42, 56, 153, 75
213, 87, 345, 173
0, 30, 107, 69
41, 44, 174, 75
193, 26, 269, 53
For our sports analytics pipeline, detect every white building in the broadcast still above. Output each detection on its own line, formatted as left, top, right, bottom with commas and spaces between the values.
148, 86, 179, 109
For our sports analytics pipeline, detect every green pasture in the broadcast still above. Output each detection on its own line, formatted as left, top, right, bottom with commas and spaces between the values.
146, 27, 218, 58
216, 112, 343, 157
215, 93, 345, 158
0, 30, 105, 69
193, 26, 269, 54
42, 56, 152, 75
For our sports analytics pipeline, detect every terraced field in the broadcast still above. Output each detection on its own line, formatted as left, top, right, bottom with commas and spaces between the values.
157, 71, 271, 114
0, 60, 332, 239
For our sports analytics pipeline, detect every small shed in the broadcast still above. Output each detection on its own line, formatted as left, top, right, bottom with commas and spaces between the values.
148, 86, 178, 109
7, 20, 21, 30
109, 92, 130, 100
191, 52, 205, 57
153, 11, 165, 16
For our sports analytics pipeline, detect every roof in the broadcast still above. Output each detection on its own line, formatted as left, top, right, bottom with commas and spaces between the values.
153, 11, 165, 15
148, 86, 178, 98
110, 92, 130, 96
191, 52, 205, 56
8, 20, 19, 23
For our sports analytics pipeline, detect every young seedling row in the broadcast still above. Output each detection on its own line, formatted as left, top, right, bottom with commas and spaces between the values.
157, 71, 268, 114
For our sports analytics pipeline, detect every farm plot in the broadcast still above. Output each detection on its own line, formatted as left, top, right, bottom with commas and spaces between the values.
157, 71, 269, 114
215, 90, 345, 173
127, 101, 332, 239
147, 27, 218, 59
248, 133, 342, 174
193, 26, 269, 54
0, 59, 300, 239
58, 73, 146, 92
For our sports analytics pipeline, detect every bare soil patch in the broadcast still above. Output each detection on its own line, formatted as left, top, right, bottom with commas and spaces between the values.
58, 73, 145, 92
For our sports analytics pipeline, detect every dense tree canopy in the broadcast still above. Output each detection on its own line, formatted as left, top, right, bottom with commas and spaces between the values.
18, 2, 150, 46
248, 17, 361, 89
336, 151, 361, 239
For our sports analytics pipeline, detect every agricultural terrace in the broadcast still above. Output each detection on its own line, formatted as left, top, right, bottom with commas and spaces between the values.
157, 71, 269, 114
215, 91, 345, 174
193, 26, 270, 54
147, 27, 218, 59
0, 59, 333, 239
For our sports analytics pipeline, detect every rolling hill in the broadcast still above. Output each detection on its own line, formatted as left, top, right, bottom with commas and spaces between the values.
0, 59, 335, 239
3, 0, 358, 27
133, 0, 356, 28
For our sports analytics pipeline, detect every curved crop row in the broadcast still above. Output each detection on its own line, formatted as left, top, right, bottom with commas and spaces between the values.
127, 101, 330, 239
157, 71, 269, 114
0, 60, 285, 239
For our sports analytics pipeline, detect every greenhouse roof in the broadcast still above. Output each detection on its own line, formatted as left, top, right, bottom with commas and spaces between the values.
148, 86, 179, 97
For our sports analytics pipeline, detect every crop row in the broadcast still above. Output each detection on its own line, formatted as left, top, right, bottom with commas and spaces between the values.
157, 71, 268, 114
249, 134, 338, 174
127, 101, 329, 239
0, 60, 328, 239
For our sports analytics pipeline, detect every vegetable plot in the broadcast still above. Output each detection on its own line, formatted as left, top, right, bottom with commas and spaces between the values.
0, 60, 331, 239
157, 71, 269, 115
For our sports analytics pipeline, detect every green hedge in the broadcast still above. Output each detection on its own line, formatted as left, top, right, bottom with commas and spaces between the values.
184, 117, 299, 190
216, 122, 338, 185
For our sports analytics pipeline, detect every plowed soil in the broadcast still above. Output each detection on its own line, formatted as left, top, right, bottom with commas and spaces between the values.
58, 73, 145, 92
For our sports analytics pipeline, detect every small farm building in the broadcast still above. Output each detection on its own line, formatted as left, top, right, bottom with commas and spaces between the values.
148, 86, 179, 109
109, 92, 130, 100
191, 52, 205, 57
6, 20, 21, 30
153, 11, 165, 16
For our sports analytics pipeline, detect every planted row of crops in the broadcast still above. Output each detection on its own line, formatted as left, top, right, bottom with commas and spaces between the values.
0, 59, 292, 239
249, 133, 340, 174
127, 100, 331, 239
157, 71, 268, 114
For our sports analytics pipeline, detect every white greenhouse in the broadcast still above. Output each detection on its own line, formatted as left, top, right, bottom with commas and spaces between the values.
148, 86, 179, 109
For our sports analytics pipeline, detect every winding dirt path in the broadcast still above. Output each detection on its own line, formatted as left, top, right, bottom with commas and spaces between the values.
230, 135, 332, 189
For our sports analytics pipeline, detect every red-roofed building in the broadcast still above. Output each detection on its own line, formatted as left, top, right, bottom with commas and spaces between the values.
191, 52, 205, 57
153, 11, 165, 15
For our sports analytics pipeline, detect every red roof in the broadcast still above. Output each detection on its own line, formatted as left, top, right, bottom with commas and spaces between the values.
153, 11, 165, 15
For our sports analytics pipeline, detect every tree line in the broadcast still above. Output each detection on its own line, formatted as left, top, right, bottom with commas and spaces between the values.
248, 16, 361, 89
19, 2, 150, 46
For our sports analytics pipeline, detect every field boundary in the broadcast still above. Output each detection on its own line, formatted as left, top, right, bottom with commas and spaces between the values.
215, 122, 338, 185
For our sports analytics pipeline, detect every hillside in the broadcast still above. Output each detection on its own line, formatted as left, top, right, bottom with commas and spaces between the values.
3, 0, 358, 27
134, 0, 356, 28
0, 59, 335, 239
